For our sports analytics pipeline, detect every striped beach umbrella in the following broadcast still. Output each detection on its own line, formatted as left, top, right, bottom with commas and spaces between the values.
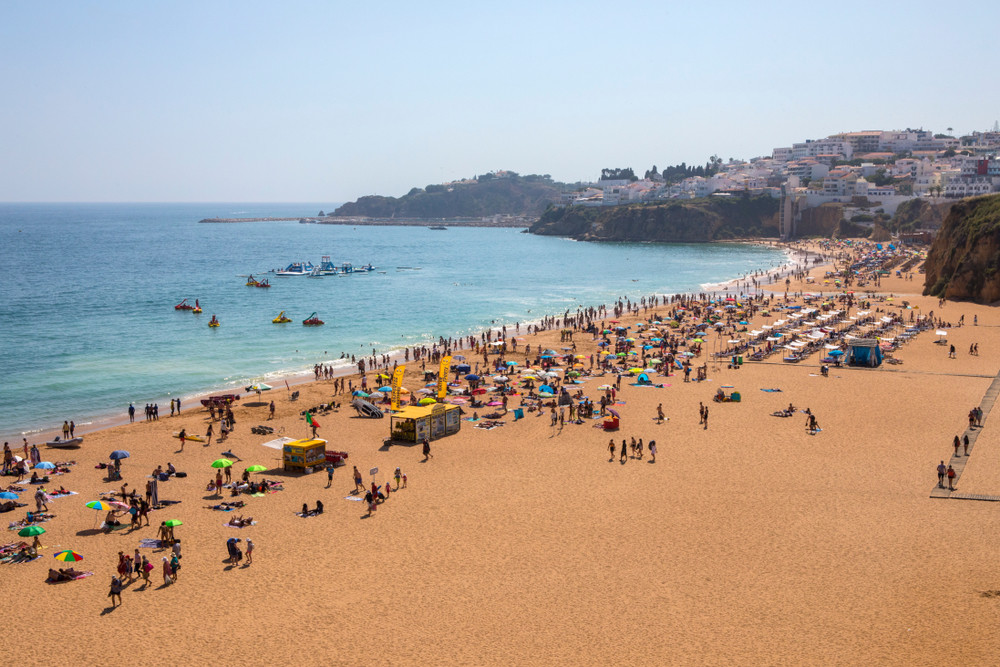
85, 500, 113, 511
54, 550, 83, 562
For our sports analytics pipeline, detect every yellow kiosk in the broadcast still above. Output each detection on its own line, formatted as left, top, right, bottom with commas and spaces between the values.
282, 438, 327, 473
389, 404, 461, 442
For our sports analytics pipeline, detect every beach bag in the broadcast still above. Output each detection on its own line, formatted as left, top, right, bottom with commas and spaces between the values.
174, 472, 187, 478
235, 547, 243, 562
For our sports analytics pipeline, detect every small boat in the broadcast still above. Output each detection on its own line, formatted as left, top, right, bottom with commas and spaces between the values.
175, 299, 194, 311
172, 432, 207, 443
308, 266, 323, 278
200, 394, 240, 407
254, 279, 270, 288
192, 299, 202, 314
208, 315, 220, 327
46, 436, 83, 449
318, 256, 339, 275
275, 261, 315, 277
246, 275, 260, 286
302, 312, 324, 326
273, 311, 292, 323
428, 225, 447, 230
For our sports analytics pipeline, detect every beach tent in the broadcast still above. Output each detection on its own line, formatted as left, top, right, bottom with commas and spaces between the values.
845, 339, 883, 367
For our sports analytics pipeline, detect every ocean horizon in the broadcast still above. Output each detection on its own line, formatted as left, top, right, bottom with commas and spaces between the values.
0, 203, 790, 441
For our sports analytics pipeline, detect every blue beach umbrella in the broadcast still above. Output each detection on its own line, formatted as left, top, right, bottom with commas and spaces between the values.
539, 384, 555, 393
34, 462, 56, 470
455, 364, 471, 372
0, 491, 18, 500
465, 374, 480, 381
109, 450, 130, 460
377, 386, 392, 393
505, 361, 517, 366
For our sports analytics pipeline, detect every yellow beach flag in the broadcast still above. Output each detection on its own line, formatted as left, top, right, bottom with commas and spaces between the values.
437, 355, 451, 400
390, 365, 406, 411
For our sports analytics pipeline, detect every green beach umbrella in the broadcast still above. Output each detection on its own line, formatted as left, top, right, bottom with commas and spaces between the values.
85, 500, 113, 511
418, 397, 437, 405
245, 465, 267, 473
211, 459, 233, 468
163, 519, 183, 527
54, 550, 83, 562
18, 525, 45, 537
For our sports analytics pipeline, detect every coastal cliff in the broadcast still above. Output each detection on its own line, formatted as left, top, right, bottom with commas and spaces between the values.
334, 174, 565, 219
923, 194, 1000, 302
528, 195, 780, 242
890, 198, 953, 232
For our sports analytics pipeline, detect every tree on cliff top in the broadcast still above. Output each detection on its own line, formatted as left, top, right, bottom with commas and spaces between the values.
600, 168, 637, 181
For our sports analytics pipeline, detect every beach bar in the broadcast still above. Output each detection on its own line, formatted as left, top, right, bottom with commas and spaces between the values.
282, 438, 327, 473
389, 404, 461, 442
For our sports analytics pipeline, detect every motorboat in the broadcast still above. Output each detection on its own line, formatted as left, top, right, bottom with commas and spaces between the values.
273, 311, 292, 323
200, 394, 241, 407
175, 298, 195, 311
355, 263, 375, 272
302, 312, 324, 325
46, 436, 83, 449
275, 261, 315, 276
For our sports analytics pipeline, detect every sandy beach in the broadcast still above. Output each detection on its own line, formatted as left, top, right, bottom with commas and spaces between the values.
4, 240, 1000, 666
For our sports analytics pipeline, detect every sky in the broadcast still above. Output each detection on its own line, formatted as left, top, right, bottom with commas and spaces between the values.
1, 0, 998, 203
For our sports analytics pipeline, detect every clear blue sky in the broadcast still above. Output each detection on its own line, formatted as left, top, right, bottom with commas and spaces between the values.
1, 0, 997, 202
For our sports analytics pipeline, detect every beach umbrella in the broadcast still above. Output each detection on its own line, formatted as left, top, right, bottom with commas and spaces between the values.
487, 401, 503, 407
109, 501, 130, 509
34, 461, 56, 470
85, 500, 113, 511
246, 383, 272, 392
493, 375, 509, 382
53, 550, 83, 562
417, 388, 433, 394
245, 465, 267, 473
377, 386, 392, 393
628, 368, 643, 374
539, 384, 554, 393
18, 525, 45, 537
465, 374, 480, 381
400, 387, 410, 394
597, 385, 612, 390
452, 355, 465, 361
211, 459, 233, 468
505, 361, 518, 366
352, 390, 369, 397
539, 392, 555, 398
829, 350, 844, 357
543, 349, 557, 355
418, 397, 437, 405
455, 364, 471, 372
109, 450, 130, 460
0, 491, 19, 500
163, 519, 183, 527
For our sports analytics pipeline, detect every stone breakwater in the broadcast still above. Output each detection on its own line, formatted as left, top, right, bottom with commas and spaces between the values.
198, 217, 303, 223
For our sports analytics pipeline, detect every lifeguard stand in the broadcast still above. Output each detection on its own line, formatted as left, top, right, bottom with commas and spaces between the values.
282, 438, 327, 473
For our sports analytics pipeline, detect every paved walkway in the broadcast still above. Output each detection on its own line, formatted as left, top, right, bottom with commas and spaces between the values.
931, 368, 1000, 500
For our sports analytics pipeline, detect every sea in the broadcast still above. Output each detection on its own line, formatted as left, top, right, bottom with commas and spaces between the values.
0, 203, 791, 440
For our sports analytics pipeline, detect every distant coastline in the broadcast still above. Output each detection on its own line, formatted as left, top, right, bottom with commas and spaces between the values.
199, 215, 532, 227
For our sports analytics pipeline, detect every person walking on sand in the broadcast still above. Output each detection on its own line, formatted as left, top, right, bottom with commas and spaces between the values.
245, 539, 254, 565
128, 403, 135, 423
422, 438, 433, 461
108, 575, 123, 607
947, 465, 957, 490
953, 435, 960, 457
656, 403, 664, 424
609, 440, 615, 461
703, 406, 709, 430
649, 440, 657, 463
394, 467, 402, 490
326, 463, 335, 488
964, 434, 970, 456
215, 470, 223, 496
620, 439, 627, 463
353, 466, 363, 493
178, 428, 186, 451
269, 400, 275, 420
205, 422, 213, 446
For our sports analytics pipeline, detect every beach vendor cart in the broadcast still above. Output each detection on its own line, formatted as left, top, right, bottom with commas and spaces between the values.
282, 438, 327, 473
389, 404, 461, 443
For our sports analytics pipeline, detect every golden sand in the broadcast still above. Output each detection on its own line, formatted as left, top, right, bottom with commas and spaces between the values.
4, 244, 1000, 665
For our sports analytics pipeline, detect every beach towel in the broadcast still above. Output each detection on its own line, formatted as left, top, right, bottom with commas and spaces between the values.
343, 496, 364, 502
223, 521, 256, 528
760, 388, 783, 393
138, 539, 164, 549
47, 491, 78, 499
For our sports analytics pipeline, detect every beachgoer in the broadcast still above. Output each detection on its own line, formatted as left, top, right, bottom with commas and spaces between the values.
108, 576, 123, 606
656, 404, 664, 424
245, 539, 254, 565
353, 466, 362, 492
269, 401, 275, 420
947, 465, 956, 490
422, 438, 432, 460
964, 434, 970, 456
649, 440, 657, 463
609, 439, 615, 461
215, 470, 223, 495
128, 403, 135, 423
206, 423, 213, 445
953, 435, 960, 457
394, 467, 402, 490
162, 557, 173, 584
620, 439, 627, 463
178, 428, 186, 451
141, 556, 152, 585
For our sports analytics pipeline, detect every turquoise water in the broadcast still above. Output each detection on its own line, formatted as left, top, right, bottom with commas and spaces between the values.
0, 203, 787, 439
